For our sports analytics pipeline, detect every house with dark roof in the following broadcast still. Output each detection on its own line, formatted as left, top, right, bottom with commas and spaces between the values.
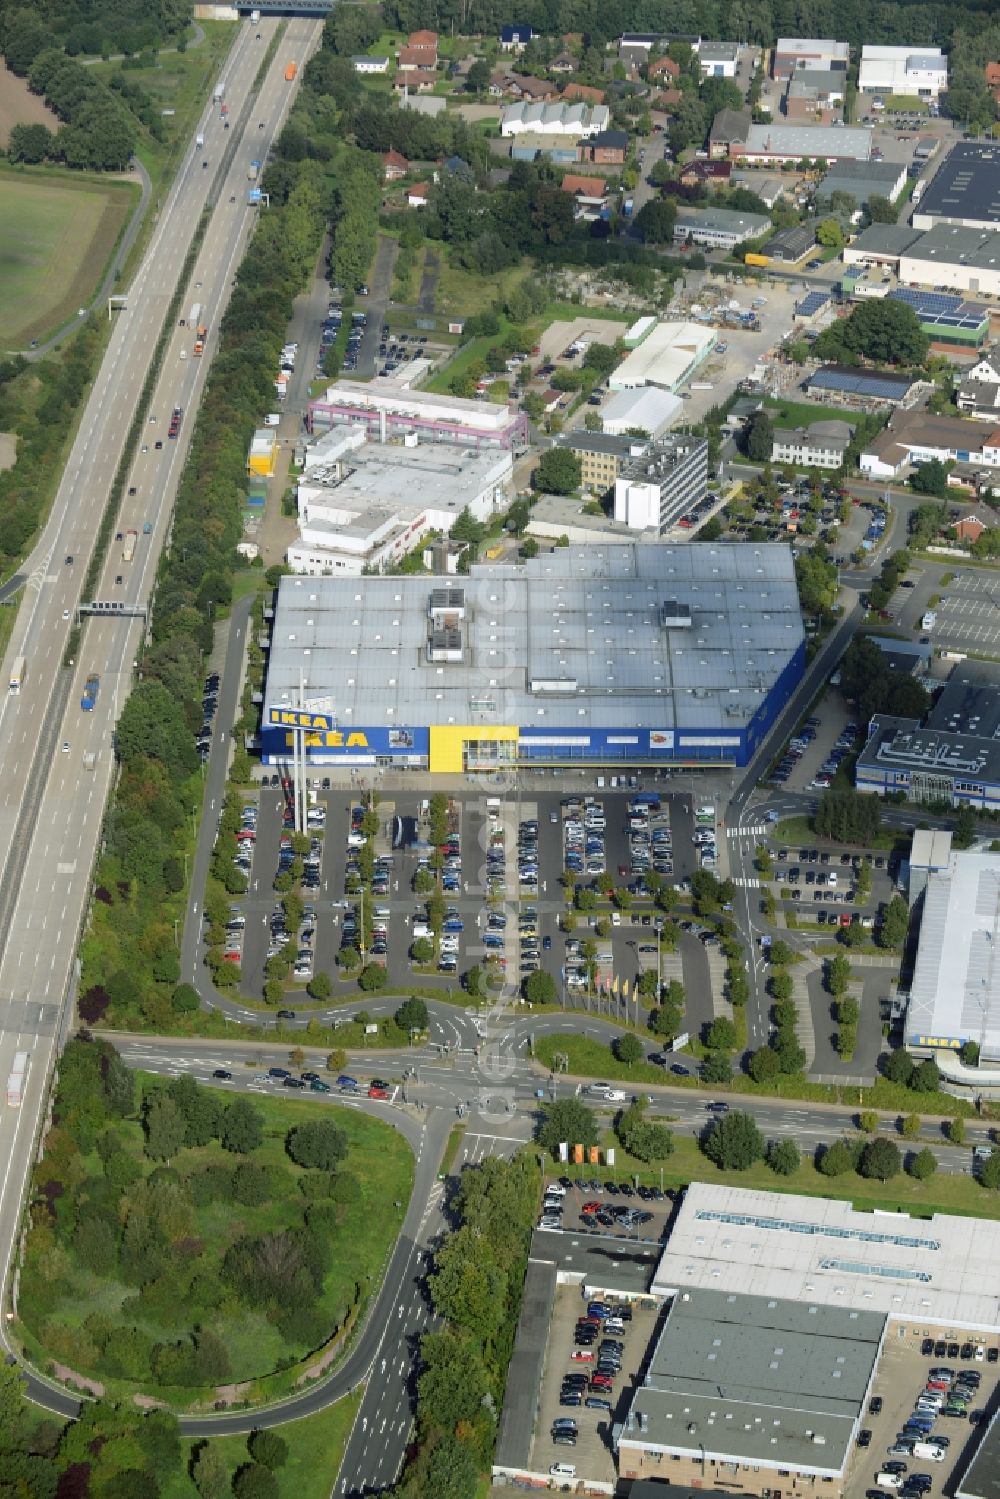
762, 223, 815, 262
580, 129, 629, 165
806, 364, 916, 406
957, 350, 1000, 421
507, 73, 558, 102
442, 155, 473, 180
500, 23, 535, 51
550, 51, 577, 75
708, 108, 751, 159
678, 159, 732, 188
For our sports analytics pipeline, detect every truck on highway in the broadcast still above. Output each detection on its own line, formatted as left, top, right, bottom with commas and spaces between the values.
250, 8, 261, 20
213, 82, 224, 103
193, 321, 207, 356
83, 751, 97, 772
8, 655, 26, 693
188, 301, 202, 330
168, 405, 182, 438
81, 673, 100, 711
196, 132, 205, 149
122, 529, 137, 563
6, 1051, 28, 1107
285, 61, 298, 81
248, 160, 261, 181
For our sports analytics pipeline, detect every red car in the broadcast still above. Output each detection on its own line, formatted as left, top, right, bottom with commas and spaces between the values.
581, 1202, 602, 1214
591, 1374, 614, 1391
571, 1350, 595, 1363
368, 1082, 390, 1099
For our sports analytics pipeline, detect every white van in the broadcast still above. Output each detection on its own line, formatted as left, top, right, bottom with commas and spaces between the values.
374, 906, 391, 920
550, 1464, 576, 1480
263, 412, 281, 427
411, 922, 431, 939
588, 1084, 626, 1102
876, 1474, 903, 1490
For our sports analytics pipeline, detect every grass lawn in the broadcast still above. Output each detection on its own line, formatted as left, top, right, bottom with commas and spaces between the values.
433, 257, 525, 322
166, 1388, 362, 1499
0, 169, 136, 345
773, 813, 903, 853
19, 1077, 414, 1402
607, 1132, 1000, 1219
764, 397, 858, 430
536, 1033, 699, 1089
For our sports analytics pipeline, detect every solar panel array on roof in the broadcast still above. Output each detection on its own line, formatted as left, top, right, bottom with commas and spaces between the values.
891, 286, 962, 315
796, 291, 829, 317
889, 287, 989, 331
809, 366, 912, 400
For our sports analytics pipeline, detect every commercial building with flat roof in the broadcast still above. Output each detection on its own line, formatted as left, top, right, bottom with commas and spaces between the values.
773, 38, 850, 79
602, 385, 683, 438
817, 158, 907, 217
957, 1410, 1000, 1499
842, 223, 923, 266
858, 658, 1000, 808
525, 493, 659, 544
672, 207, 770, 249
697, 40, 739, 77
771, 420, 851, 468
287, 426, 511, 576
551, 429, 649, 493
899, 224, 1000, 299
913, 143, 1000, 232
613, 434, 708, 530
906, 846, 1000, 1062
306, 377, 527, 450
617, 1286, 885, 1495
260, 544, 805, 772
608, 320, 716, 391
733, 123, 871, 164
859, 45, 948, 98
651, 1180, 1000, 1331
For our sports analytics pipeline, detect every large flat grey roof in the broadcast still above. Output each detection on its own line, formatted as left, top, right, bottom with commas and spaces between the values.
618, 1287, 884, 1475
495, 1255, 556, 1468
265, 544, 804, 734
907, 848, 1000, 1057
902, 223, 1000, 272
958, 1411, 1000, 1499
532, 1225, 662, 1296
916, 143, 1000, 225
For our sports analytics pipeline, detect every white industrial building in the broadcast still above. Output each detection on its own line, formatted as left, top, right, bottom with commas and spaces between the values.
601, 386, 683, 438
899, 225, 1000, 299
734, 123, 872, 164
499, 100, 610, 137
906, 846, 1000, 1064
287, 425, 511, 576
612, 434, 708, 531
696, 39, 739, 77
608, 321, 715, 393
307, 378, 527, 450
653, 1180, 1000, 1332
858, 45, 948, 98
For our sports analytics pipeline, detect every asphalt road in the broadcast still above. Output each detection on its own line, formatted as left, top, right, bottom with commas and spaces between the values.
0, 9, 322, 1399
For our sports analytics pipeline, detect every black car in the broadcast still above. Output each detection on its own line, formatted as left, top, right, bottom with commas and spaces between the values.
934, 1341, 947, 1357
858, 1431, 872, 1449
961, 1343, 975, 1360
212, 1069, 232, 1080
870, 1397, 884, 1415
283, 1077, 305, 1089
989, 1348, 999, 1364
276, 1009, 296, 1020
948, 1343, 960, 1359
921, 1339, 935, 1356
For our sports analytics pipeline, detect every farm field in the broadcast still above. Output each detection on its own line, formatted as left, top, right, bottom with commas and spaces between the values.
0, 60, 58, 147
0, 169, 135, 346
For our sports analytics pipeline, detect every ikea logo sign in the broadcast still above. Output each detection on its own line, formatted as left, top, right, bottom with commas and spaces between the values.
267, 706, 338, 732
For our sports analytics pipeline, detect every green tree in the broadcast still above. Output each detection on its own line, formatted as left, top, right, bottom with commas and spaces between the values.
358, 962, 388, 992
635, 196, 678, 243
819, 1139, 855, 1176
901, 1113, 922, 1138
816, 217, 844, 248
858, 1136, 901, 1181
702, 1111, 765, 1171
616, 1098, 673, 1162
701, 1050, 733, 1084
867, 193, 897, 224
247, 1428, 289, 1470
307, 971, 332, 1000
233, 1466, 279, 1499
769, 969, 793, 1002
220, 1097, 263, 1154
827, 953, 852, 997
767, 1137, 800, 1175
417, 1328, 489, 1430
745, 409, 774, 463
525, 970, 557, 1005
910, 459, 950, 498
908, 1147, 937, 1181
859, 1110, 879, 1134
879, 895, 909, 950
947, 1116, 966, 1145
142, 1092, 185, 1162
979, 1152, 1000, 1191
191, 1442, 229, 1499
396, 997, 429, 1032
536, 447, 582, 494
706, 1016, 738, 1051
430, 1224, 506, 1341
422, 1432, 479, 1499
749, 1045, 780, 1083
537, 1098, 598, 1157
286, 1119, 348, 1171
614, 1032, 643, 1068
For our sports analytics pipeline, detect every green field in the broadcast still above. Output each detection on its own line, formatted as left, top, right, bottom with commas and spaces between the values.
0, 170, 135, 344
18, 1073, 414, 1405
166, 1389, 363, 1499
764, 397, 858, 430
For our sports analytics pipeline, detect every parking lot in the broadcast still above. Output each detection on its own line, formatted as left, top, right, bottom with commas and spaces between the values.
530, 1282, 661, 1487
846, 1335, 1000, 1499
215, 782, 716, 1025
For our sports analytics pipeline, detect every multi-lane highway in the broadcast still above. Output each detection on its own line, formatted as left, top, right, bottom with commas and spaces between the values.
0, 11, 322, 1387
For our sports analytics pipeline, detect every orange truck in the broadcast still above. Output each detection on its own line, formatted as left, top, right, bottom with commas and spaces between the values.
285, 61, 297, 81
193, 322, 207, 356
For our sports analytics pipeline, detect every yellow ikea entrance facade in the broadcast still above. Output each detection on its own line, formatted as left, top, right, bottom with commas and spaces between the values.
428, 725, 518, 774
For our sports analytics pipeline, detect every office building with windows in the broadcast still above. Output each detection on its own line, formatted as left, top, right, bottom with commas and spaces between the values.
612, 434, 708, 531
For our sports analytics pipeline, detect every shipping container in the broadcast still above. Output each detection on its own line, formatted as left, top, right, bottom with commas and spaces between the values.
8, 655, 26, 693
7, 1051, 28, 1106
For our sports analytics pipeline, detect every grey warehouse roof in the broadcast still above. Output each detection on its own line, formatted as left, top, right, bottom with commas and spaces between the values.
916, 143, 1000, 226
957, 1411, 1000, 1499
618, 1287, 884, 1475
265, 544, 805, 734
907, 849, 1000, 1059
846, 223, 922, 256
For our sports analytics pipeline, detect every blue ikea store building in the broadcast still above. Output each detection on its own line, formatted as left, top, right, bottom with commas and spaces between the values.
260, 546, 806, 774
